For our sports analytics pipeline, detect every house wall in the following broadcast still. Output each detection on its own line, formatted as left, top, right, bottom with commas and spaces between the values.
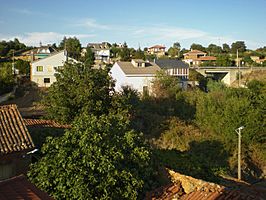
0, 154, 31, 180
31, 51, 67, 87
110, 63, 155, 93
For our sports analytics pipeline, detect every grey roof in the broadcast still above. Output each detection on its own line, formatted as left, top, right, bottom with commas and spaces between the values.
155, 59, 189, 69
116, 61, 161, 75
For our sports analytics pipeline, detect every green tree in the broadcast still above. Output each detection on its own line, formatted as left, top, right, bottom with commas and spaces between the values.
132, 48, 145, 60
216, 54, 233, 66
119, 43, 131, 61
15, 59, 30, 74
207, 44, 222, 55
42, 61, 114, 124
0, 62, 15, 94
83, 47, 95, 67
222, 43, 230, 53
152, 71, 182, 98
59, 37, 81, 60
190, 43, 206, 52
231, 41, 246, 54
28, 112, 152, 200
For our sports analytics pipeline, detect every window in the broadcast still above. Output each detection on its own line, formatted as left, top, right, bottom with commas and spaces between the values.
36, 66, 43, 72
44, 78, 50, 83
143, 86, 149, 96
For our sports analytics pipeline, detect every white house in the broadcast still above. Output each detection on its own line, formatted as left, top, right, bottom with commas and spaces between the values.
31, 50, 75, 87
110, 59, 161, 94
87, 42, 110, 63
155, 59, 189, 89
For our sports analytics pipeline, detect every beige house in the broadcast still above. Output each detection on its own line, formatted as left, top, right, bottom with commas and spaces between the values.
147, 45, 166, 57
31, 50, 76, 87
183, 49, 216, 66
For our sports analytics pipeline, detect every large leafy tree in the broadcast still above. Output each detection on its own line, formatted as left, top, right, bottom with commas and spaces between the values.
190, 43, 206, 52
42, 61, 114, 124
28, 112, 152, 199
231, 41, 247, 54
59, 36, 82, 60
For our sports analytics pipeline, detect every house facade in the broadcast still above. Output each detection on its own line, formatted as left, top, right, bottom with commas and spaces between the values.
147, 45, 166, 57
155, 59, 189, 89
31, 50, 75, 87
0, 105, 35, 180
183, 49, 216, 66
110, 59, 161, 94
87, 42, 111, 64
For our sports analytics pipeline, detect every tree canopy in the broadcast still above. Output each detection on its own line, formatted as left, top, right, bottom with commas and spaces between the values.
28, 112, 152, 200
42, 61, 114, 124
59, 37, 82, 60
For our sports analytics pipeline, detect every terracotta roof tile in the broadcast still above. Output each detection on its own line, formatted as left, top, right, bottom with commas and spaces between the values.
149, 45, 166, 49
24, 119, 71, 129
0, 174, 53, 200
147, 170, 266, 200
0, 105, 35, 154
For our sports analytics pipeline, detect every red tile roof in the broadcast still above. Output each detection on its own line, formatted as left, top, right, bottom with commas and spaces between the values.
0, 105, 35, 155
194, 56, 217, 61
0, 174, 53, 200
149, 45, 166, 49
147, 170, 266, 200
183, 49, 206, 55
24, 119, 71, 129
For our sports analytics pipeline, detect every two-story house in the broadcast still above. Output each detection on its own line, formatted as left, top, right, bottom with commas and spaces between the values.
147, 45, 166, 57
31, 50, 76, 87
110, 59, 161, 94
183, 49, 216, 66
87, 42, 110, 64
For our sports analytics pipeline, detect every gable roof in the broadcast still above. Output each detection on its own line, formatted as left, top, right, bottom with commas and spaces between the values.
24, 119, 71, 129
0, 105, 35, 155
155, 59, 189, 69
0, 175, 53, 200
148, 45, 166, 49
116, 61, 161, 75
194, 56, 217, 61
183, 49, 207, 55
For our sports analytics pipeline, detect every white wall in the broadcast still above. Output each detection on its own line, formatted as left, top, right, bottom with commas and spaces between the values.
31, 51, 67, 87
110, 63, 155, 93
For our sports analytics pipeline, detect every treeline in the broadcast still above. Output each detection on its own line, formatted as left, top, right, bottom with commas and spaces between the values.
0, 38, 28, 57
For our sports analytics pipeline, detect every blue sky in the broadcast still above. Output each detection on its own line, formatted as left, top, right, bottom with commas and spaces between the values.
0, 0, 266, 50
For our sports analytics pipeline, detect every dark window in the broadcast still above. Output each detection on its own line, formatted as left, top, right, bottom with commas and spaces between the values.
44, 78, 50, 83
143, 86, 149, 96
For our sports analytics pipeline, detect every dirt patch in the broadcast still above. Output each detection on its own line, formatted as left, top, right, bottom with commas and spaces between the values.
0, 81, 47, 117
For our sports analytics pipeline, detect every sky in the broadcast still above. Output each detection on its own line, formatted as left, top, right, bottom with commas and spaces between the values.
0, 0, 266, 50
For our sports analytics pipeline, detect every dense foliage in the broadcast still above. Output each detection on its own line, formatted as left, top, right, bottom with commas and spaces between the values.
0, 38, 27, 57
28, 113, 152, 199
42, 61, 114, 124
0, 62, 15, 94
133, 75, 266, 182
30, 60, 157, 199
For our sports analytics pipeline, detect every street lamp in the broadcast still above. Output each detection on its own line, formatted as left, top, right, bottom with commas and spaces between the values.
235, 126, 244, 180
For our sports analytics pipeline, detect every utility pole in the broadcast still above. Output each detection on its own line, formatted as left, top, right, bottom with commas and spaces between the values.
12, 50, 15, 76
235, 126, 244, 180
237, 49, 241, 87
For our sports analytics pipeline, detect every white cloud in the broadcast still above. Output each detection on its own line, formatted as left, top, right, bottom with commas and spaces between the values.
75, 18, 110, 30
0, 32, 95, 46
